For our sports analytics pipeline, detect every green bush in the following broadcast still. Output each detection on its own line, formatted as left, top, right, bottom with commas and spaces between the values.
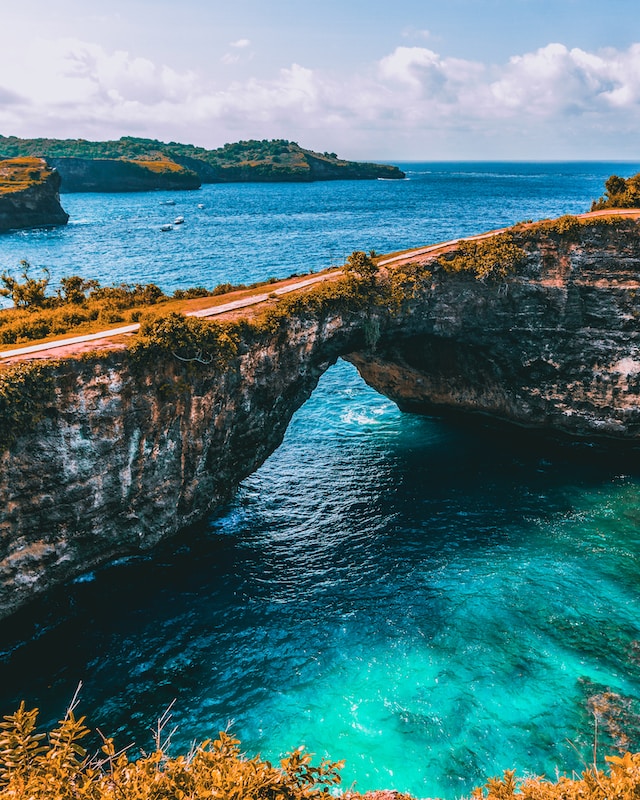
129, 312, 240, 369
0, 261, 51, 310
437, 232, 526, 281
0, 362, 56, 450
0, 276, 169, 345
591, 173, 640, 210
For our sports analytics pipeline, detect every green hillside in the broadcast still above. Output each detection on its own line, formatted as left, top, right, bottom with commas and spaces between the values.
0, 135, 405, 185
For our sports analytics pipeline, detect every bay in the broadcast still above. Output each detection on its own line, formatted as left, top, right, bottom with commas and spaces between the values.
1, 162, 640, 798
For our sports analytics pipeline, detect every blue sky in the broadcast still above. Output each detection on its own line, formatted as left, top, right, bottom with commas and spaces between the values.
1, 0, 639, 159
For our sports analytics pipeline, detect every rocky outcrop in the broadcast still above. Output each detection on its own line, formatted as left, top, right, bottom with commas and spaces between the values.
0, 157, 69, 232
0, 313, 364, 620
1, 215, 640, 618
350, 216, 640, 441
49, 157, 201, 192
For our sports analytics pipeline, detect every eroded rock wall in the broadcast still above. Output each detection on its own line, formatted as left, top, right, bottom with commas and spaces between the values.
347, 218, 640, 440
2, 216, 640, 618
0, 161, 69, 232
0, 312, 363, 619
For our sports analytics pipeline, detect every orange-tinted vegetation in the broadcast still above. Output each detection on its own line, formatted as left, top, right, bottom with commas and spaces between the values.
0, 157, 49, 195
591, 173, 640, 210
128, 157, 186, 174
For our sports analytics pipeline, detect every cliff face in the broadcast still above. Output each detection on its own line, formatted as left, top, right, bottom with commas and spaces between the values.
1, 216, 640, 619
49, 157, 201, 192
0, 158, 69, 232
350, 217, 640, 441
0, 315, 363, 620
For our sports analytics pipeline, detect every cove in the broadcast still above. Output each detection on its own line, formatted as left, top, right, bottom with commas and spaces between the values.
3, 163, 640, 799
1, 359, 640, 798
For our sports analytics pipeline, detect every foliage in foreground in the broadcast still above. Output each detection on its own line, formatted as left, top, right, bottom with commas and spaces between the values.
4, 698, 640, 800
473, 752, 640, 800
0, 700, 343, 800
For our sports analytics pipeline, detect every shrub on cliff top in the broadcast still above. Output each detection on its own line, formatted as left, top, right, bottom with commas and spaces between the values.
591, 172, 640, 211
518, 214, 635, 241
129, 312, 240, 369
250, 273, 373, 336
0, 260, 51, 310
344, 250, 379, 284
437, 232, 526, 281
0, 361, 56, 450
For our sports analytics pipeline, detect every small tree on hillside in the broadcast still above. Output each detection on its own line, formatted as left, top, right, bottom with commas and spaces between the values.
0, 260, 50, 310
344, 250, 378, 283
57, 275, 100, 305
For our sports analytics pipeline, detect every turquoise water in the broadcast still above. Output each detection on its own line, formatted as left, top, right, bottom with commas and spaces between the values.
1, 163, 640, 798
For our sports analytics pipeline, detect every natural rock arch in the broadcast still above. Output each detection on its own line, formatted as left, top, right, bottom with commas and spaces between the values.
2, 216, 640, 620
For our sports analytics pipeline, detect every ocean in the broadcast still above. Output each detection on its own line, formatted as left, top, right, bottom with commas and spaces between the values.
1, 162, 640, 798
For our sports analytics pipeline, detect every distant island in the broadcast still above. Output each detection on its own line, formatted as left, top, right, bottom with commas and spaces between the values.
0, 136, 406, 192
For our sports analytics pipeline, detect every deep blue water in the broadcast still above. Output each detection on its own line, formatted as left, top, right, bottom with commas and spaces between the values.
1, 163, 640, 798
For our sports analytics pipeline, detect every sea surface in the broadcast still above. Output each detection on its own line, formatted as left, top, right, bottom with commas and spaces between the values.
2, 163, 640, 798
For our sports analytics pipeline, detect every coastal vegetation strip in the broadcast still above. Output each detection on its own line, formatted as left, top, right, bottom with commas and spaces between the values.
2, 210, 640, 359
0, 268, 340, 358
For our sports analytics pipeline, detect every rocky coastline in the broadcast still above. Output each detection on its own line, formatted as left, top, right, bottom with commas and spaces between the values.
0, 157, 69, 232
1, 215, 640, 620
48, 156, 202, 192
0, 135, 405, 190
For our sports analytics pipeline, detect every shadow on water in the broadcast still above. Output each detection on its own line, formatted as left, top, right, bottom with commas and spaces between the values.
1, 360, 640, 797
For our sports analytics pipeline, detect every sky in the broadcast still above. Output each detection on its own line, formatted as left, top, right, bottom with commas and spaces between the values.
1, 0, 640, 160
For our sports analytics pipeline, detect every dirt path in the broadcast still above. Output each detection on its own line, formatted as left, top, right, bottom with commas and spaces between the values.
2, 209, 639, 364
0, 273, 334, 363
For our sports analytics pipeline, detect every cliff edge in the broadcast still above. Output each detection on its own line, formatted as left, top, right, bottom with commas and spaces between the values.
0, 157, 69, 232
1, 214, 640, 619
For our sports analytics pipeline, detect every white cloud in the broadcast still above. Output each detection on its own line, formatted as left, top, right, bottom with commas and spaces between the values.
1, 36, 639, 157
221, 38, 253, 66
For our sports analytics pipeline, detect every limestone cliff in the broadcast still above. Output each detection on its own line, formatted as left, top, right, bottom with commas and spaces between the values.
0, 157, 69, 232
1, 215, 640, 619
350, 216, 640, 441
0, 312, 364, 620
49, 157, 201, 192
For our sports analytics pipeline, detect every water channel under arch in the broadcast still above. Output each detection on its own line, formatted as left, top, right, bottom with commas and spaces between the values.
1, 358, 640, 798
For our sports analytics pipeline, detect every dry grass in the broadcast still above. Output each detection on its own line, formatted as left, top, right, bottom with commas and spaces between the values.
0, 157, 49, 195
127, 157, 187, 174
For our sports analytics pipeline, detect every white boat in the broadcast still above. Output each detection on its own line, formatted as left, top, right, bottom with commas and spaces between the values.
160, 223, 173, 232
197, 203, 204, 209
173, 216, 185, 225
